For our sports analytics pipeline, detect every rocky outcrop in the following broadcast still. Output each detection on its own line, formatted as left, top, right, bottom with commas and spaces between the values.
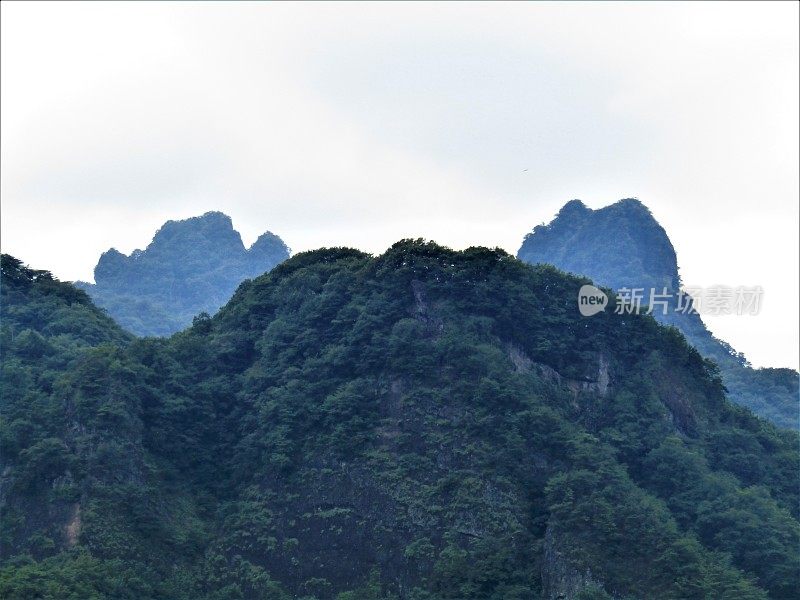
542, 524, 607, 600
508, 344, 612, 398
76, 211, 289, 336
518, 198, 679, 293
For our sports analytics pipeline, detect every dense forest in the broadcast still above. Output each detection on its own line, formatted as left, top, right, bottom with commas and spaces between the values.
1, 246, 798, 599
76, 212, 289, 337
517, 198, 799, 429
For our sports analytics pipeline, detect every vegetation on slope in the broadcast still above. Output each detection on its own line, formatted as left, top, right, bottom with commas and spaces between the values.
517, 198, 799, 430
1, 246, 798, 599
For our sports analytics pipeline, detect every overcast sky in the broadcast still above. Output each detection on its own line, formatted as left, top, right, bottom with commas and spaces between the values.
2, 2, 798, 368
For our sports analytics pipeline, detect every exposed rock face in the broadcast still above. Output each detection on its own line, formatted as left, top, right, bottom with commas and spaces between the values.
542, 524, 605, 600
65, 504, 81, 547
77, 211, 289, 336
517, 198, 798, 429
509, 345, 612, 399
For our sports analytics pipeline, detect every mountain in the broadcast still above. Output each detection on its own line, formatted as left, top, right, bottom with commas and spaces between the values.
518, 199, 799, 430
1, 246, 798, 599
76, 211, 289, 337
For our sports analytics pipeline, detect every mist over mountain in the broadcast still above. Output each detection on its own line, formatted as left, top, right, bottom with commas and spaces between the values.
2, 247, 798, 599
76, 212, 289, 337
518, 199, 799, 430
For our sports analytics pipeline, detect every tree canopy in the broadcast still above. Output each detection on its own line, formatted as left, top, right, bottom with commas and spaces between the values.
1, 246, 797, 598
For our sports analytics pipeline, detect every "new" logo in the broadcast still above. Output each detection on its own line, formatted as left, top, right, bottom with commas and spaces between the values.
578, 284, 608, 317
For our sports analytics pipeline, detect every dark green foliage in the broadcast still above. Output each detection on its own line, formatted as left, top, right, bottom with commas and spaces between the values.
0, 551, 159, 599
76, 212, 289, 336
1, 246, 798, 598
517, 198, 799, 429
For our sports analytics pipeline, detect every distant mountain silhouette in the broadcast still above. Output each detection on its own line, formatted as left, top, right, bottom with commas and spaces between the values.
77, 211, 289, 336
518, 198, 798, 429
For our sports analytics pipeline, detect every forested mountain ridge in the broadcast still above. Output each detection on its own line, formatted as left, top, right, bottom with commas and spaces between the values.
76, 211, 289, 337
1, 246, 798, 599
517, 198, 799, 430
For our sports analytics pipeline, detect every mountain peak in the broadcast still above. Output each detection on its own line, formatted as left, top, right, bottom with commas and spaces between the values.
517, 198, 798, 430
608, 197, 647, 211
153, 211, 235, 240
518, 198, 679, 292
77, 212, 289, 336
248, 230, 291, 260
601, 197, 656, 221
556, 198, 591, 217
146, 211, 243, 257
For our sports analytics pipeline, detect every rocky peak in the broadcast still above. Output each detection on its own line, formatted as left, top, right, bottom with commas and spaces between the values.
78, 212, 290, 336
516, 198, 798, 430
518, 198, 679, 292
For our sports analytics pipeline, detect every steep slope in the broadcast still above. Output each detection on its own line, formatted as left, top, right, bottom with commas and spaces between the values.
0, 255, 130, 349
1, 246, 798, 599
76, 211, 289, 337
1, 254, 211, 597
518, 199, 799, 430
0, 255, 142, 588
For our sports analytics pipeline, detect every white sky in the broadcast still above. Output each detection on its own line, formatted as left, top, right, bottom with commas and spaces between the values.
1, 2, 798, 368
